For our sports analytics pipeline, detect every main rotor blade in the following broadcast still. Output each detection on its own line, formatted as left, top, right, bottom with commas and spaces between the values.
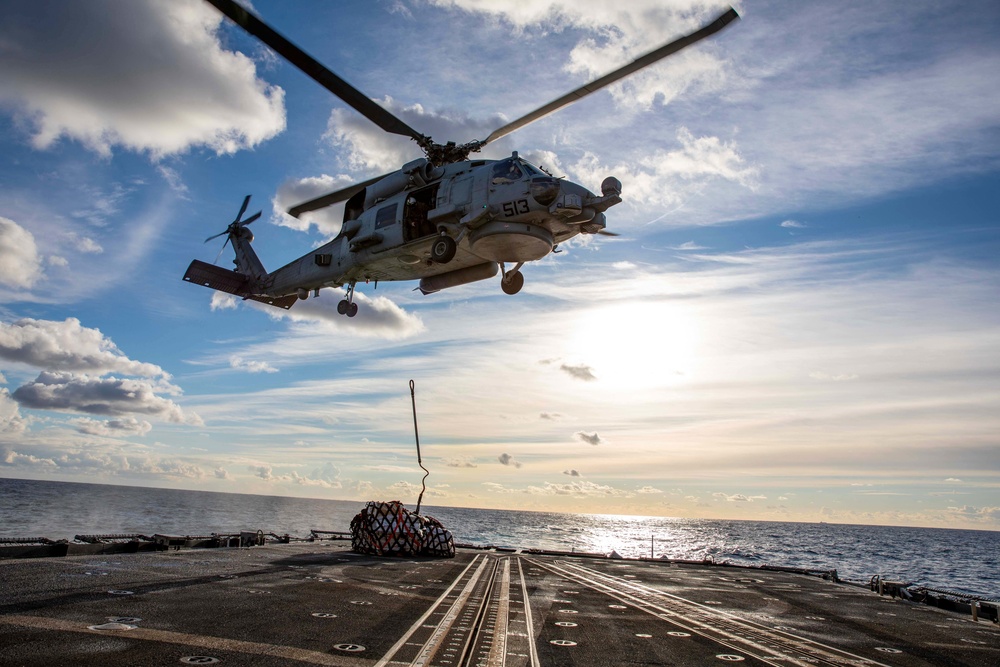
482, 7, 739, 146
205, 0, 425, 141
287, 173, 391, 218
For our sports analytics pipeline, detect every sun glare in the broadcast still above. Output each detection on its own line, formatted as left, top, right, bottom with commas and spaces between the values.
565, 302, 700, 391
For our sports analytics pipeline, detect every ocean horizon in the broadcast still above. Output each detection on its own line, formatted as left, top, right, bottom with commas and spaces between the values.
2, 477, 997, 600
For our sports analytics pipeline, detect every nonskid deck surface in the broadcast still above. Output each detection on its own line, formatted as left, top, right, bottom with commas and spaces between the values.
0, 543, 996, 666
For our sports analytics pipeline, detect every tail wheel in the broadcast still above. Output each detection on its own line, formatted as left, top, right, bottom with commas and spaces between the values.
501, 271, 524, 295
430, 235, 457, 263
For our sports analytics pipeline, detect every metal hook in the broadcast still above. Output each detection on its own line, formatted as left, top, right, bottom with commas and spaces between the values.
410, 380, 429, 514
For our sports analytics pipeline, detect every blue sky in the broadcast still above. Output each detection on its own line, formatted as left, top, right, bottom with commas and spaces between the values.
1, 0, 998, 529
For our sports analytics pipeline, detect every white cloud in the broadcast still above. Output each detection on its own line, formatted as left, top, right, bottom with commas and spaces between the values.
271, 174, 355, 236
0, 389, 28, 434
576, 431, 602, 446
0, 317, 165, 377
0, 217, 45, 289
12, 372, 201, 425
0, 0, 286, 157
781, 220, 806, 229
258, 291, 424, 341
637, 485, 663, 494
563, 469, 580, 477
229, 356, 278, 374
71, 417, 152, 437
210, 293, 238, 311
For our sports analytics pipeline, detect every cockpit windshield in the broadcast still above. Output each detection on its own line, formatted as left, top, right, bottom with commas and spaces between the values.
491, 158, 523, 185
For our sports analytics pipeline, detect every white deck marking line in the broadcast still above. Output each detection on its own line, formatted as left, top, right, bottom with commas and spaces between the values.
515, 557, 540, 667
1, 614, 364, 667
485, 557, 511, 667
533, 559, 892, 667
375, 554, 490, 667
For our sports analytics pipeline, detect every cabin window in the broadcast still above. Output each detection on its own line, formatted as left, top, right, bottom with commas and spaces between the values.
491, 159, 523, 185
375, 203, 398, 229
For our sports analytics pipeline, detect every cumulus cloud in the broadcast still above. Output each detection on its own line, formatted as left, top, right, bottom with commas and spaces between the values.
0, 389, 28, 434
324, 97, 510, 173
498, 452, 522, 468
271, 174, 355, 236
563, 469, 580, 477
0, 318, 165, 377
0, 0, 286, 157
781, 220, 807, 229
575, 431, 602, 446
71, 417, 152, 437
637, 485, 663, 494
210, 292, 238, 311
560, 363, 597, 381
713, 492, 767, 502
214, 466, 231, 480
258, 291, 424, 341
485, 480, 634, 498
12, 371, 201, 424
445, 457, 477, 468
540, 412, 562, 420
0, 445, 205, 479
0, 217, 45, 289
229, 356, 278, 374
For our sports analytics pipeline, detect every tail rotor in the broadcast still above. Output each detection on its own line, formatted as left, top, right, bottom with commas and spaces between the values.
205, 195, 262, 262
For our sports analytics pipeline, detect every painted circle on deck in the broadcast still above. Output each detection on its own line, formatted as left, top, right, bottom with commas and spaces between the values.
716, 655, 745, 662
668, 632, 691, 637
555, 621, 578, 627
180, 658, 220, 665
635, 633, 653, 638
107, 590, 134, 595
311, 612, 338, 618
88, 622, 136, 631
550, 639, 577, 646
333, 644, 365, 652
107, 617, 141, 624
350, 600, 373, 605
558, 609, 578, 614
609, 604, 627, 609
875, 647, 903, 654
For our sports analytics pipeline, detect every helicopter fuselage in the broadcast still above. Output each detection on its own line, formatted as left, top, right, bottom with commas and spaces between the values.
241, 154, 621, 305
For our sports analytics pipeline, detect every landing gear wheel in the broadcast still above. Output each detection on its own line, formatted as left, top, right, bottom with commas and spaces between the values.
347, 302, 359, 317
430, 235, 457, 264
337, 299, 349, 315
501, 271, 524, 295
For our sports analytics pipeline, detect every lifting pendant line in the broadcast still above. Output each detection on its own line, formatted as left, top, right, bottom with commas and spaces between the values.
409, 379, 430, 515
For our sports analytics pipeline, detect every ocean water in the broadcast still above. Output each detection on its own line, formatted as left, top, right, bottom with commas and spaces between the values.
2, 477, 997, 600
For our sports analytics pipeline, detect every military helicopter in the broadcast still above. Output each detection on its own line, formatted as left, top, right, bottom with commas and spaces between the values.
184, 0, 739, 316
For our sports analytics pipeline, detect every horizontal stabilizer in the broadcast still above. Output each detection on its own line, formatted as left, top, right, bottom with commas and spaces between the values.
182, 260, 296, 310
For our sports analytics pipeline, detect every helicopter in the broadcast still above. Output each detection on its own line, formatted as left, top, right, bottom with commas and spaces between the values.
183, 0, 739, 316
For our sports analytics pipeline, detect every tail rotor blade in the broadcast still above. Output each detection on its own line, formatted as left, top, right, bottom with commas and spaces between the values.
235, 194, 251, 222
241, 211, 262, 226
205, 229, 228, 243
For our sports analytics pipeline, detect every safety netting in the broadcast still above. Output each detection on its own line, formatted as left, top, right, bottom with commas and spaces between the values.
350, 500, 455, 558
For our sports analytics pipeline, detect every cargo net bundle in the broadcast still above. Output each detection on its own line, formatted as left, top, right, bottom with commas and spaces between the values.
350, 500, 455, 558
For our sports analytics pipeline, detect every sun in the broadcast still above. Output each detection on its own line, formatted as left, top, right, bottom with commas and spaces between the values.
564, 302, 700, 392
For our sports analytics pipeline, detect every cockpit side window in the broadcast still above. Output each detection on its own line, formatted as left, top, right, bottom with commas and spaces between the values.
491, 159, 523, 185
